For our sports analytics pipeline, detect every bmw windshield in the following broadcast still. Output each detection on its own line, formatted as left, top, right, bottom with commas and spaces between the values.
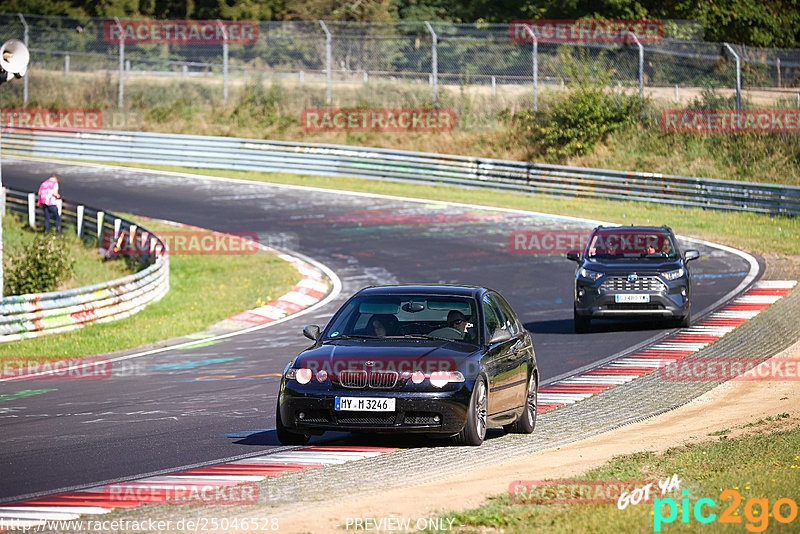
322, 294, 480, 345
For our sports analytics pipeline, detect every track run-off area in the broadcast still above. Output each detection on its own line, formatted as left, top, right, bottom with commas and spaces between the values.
0, 157, 774, 523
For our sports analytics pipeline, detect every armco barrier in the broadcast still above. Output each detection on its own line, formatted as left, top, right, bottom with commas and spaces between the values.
3, 127, 800, 216
0, 187, 169, 342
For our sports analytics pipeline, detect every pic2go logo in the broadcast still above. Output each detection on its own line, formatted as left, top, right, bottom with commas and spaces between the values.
654, 489, 798, 532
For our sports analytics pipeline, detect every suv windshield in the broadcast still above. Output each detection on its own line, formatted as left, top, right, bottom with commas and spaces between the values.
323, 294, 480, 345
585, 229, 678, 261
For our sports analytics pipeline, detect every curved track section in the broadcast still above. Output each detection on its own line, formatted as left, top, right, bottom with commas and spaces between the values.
0, 158, 757, 502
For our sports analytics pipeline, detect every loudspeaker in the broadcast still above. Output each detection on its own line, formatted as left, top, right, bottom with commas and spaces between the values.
0, 39, 30, 78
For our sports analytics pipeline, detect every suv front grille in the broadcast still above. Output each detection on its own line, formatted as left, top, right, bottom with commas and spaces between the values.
601, 276, 665, 292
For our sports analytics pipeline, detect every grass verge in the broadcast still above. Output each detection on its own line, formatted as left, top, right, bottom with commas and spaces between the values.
2, 213, 136, 292
433, 417, 799, 533
0, 215, 301, 360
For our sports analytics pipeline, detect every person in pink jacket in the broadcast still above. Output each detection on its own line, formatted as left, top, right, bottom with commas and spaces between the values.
37, 174, 62, 234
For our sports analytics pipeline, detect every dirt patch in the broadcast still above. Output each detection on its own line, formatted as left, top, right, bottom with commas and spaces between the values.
261, 342, 800, 534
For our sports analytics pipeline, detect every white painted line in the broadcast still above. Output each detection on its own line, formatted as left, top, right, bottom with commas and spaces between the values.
734, 295, 782, 304
0, 506, 111, 515
538, 393, 596, 403
159, 480, 266, 482
616, 358, 674, 367
708, 310, 761, 319
558, 376, 637, 385
0, 509, 82, 520
648, 341, 711, 352
229, 456, 340, 465
753, 280, 797, 289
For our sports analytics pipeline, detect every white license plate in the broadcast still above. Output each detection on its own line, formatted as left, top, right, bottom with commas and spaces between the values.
615, 294, 650, 303
335, 397, 396, 412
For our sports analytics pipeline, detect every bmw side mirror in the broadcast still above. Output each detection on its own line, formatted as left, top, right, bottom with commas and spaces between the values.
489, 329, 512, 344
684, 250, 700, 262
303, 325, 321, 341
566, 251, 581, 262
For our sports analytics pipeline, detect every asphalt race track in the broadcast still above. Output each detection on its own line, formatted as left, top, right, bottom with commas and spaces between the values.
0, 157, 756, 502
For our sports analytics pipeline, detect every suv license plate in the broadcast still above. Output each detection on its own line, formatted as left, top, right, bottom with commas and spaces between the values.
335, 397, 396, 412
615, 294, 650, 303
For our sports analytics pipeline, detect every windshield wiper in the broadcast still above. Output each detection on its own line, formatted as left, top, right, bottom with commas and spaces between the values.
400, 333, 464, 342
324, 334, 378, 341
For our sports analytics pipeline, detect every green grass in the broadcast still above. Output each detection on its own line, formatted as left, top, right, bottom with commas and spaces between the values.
433, 422, 800, 533
0, 216, 301, 360
113, 162, 800, 262
2, 213, 136, 292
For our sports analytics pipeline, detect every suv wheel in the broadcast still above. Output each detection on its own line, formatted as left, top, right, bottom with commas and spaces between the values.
574, 311, 591, 333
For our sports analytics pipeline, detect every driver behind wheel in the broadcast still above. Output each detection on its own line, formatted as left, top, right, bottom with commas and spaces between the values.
429, 310, 469, 340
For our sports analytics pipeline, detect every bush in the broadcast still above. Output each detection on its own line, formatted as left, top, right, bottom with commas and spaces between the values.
5, 233, 75, 296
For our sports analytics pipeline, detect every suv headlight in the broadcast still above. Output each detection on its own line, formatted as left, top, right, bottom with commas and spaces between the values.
662, 268, 685, 281
579, 268, 603, 281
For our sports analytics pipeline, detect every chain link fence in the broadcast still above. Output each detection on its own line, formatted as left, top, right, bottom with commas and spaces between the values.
1, 13, 799, 118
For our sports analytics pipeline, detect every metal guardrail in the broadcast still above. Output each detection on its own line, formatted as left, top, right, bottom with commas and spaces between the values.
3, 127, 800, 216
0, 187, 169, 342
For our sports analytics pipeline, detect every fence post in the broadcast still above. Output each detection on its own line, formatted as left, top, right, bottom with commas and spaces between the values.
97, 211, 104, 244
217, 20, 229, 103
626, 30, 645, 118
319, 21, 332, 104
114, 17, 124, 110
522, 25, 539, 111
76, 205, 84, 237
423, 22, 438, 105
65, 54, 70, 77
723, 43, 741, 128
777, 57, 781, 88
27, 193, 36, 228
17, 14, 28, 104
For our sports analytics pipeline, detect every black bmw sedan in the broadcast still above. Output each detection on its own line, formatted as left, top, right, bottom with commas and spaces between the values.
567, 225, 700, 333
276, 285, 538, 446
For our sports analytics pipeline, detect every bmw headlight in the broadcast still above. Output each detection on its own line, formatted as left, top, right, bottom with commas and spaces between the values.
662, 268, 685, 281
579, 268, 603, 281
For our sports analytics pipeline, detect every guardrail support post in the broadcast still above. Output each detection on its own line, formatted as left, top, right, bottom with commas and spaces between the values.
424, 21, 438, 105
723, 43, 741, 128
319, 21, 332, 104
76, 205, 84, 237
27, 193, 36, 228
65, 54, 70, 78
17, 14, 29, 104
97, 211, 104, 244
115, 17, 125, 110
